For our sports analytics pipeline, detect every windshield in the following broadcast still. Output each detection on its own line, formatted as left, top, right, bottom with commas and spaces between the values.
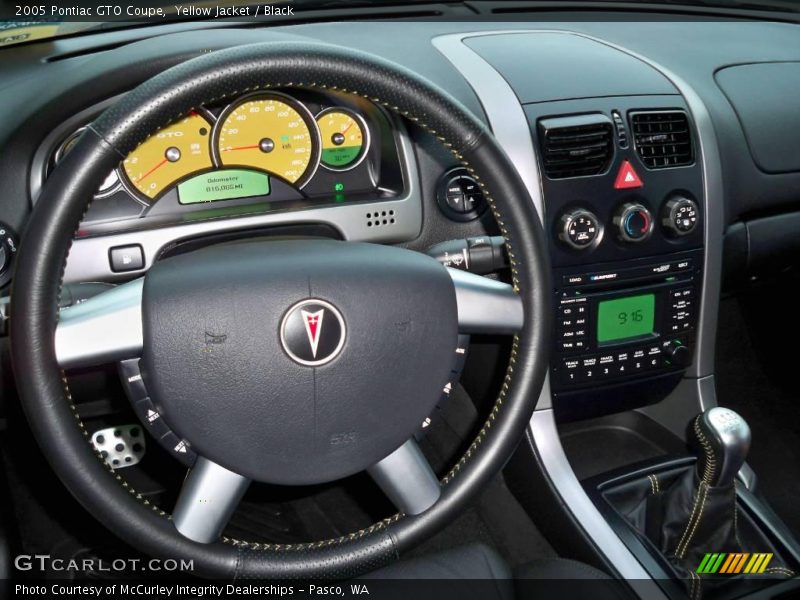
2, 0, 799, 48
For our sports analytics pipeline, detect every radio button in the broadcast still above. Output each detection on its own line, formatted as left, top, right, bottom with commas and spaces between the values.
671, 309, 693, 323
646, 350, 662, 368
671, 298, 693, 311
631, 349, 647, 372
598, 353, 615, 377
563, 274, 587, 286
560, 339, 588, 352
561, 359, 581, 384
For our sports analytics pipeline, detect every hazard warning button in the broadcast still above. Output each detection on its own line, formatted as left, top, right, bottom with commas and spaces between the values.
614, 160, 643, 190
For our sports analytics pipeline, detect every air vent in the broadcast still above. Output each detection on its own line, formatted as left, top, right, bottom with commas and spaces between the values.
631, 111, 693, 169
538, 114, 614, 179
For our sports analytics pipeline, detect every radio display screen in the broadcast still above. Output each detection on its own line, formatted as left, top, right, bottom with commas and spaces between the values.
597, 294, 655, 343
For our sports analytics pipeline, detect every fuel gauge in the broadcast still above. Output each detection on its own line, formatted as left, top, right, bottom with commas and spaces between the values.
316, 108, 369, 171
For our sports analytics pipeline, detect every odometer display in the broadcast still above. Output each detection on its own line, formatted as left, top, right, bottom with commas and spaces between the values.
214, 93, 319, 187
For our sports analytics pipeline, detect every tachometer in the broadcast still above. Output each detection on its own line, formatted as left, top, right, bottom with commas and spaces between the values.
316, 108, 369, 171
214, 93, 320, 188
121, 111, 214, 201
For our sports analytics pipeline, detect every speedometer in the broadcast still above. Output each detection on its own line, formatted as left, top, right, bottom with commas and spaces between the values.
213, 93, 320, 188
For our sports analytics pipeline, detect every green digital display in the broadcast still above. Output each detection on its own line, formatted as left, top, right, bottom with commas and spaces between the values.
177, 169, 270, 204
597, 294, 655, 343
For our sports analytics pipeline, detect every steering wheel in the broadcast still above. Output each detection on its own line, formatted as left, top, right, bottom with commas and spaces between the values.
10, 42, 550, 579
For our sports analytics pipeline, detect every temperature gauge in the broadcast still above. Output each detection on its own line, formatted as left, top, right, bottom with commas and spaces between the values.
316, 108, 369, 171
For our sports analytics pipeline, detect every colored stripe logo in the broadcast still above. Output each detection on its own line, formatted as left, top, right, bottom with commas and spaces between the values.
697, 553, 773, 574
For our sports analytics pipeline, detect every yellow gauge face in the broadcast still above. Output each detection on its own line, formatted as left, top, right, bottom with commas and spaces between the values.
122, 113, 214, 201
317, 109, 367, 171
215, 95, 317, 186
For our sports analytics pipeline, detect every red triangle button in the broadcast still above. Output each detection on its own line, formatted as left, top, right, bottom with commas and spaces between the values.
614, 160, 643, 190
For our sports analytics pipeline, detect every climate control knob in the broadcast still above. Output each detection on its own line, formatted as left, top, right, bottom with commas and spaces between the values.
662, 196, 699, 237
558, 209, 601, 250
613, 202, 653, 243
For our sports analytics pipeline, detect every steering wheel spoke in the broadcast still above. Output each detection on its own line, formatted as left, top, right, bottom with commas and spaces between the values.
447, 268, 524, 335
172, 456, 251, 544
367, 439, 440, 516
55, 278, 144, 369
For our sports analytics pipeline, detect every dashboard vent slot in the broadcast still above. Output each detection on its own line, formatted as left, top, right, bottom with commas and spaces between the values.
631, 111, 693, 169
538, 114, 614, 179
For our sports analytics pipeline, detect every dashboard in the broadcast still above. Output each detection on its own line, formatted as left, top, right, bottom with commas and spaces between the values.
2, 11, 800, 589
1, 15, 800, 401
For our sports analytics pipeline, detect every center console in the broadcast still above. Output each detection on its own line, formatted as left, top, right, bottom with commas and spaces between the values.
435, 28, 798, 596
531, 98, 705, 419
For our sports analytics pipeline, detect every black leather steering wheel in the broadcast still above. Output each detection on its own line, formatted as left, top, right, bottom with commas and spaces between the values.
10, 42, 551, 579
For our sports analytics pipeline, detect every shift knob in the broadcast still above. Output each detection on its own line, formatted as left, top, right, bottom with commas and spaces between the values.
689, 407, 751, 487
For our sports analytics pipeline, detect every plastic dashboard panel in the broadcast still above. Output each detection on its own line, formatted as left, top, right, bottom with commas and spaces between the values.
464, 32, 678, 101
715, 61, 800, 174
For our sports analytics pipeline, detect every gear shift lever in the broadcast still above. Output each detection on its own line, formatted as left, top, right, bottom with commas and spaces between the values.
688, 407, 751, 487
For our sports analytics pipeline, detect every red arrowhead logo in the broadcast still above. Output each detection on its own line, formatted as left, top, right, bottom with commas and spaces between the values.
301, 309, 325, 358
614, 160, 643, 190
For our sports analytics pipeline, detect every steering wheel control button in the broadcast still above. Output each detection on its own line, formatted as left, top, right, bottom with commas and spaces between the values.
613, 202, 654, 243
613, 159, 644, 189
109, 244, 144, 273
662, 195, 700, 236
437, 168, 487, 222
91, 425, 146, 469
280, 299, 346, 367
558, 209, 602, 250
159, 431, 197, 464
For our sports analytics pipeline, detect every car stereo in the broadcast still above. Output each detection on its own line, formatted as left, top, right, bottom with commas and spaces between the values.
551, 253, 699, 391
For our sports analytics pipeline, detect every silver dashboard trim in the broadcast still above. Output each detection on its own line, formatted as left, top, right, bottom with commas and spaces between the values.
434, 28, 724, 590
367, 439, 441, 516
448, 268, 524, 335
61, 124, 423, 284
172, 456, 251, 544
55, 277, 144, 369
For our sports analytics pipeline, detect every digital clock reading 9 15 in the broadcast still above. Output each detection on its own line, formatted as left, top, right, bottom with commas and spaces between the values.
597, 294, 655, 344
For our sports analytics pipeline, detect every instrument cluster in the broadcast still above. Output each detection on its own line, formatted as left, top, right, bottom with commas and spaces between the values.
44, 90, 401, 235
